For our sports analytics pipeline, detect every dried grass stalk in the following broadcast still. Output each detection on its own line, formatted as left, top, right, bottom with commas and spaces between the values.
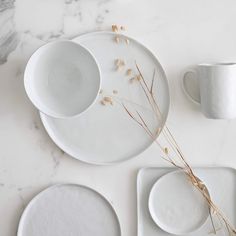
121, 63, 236, 235
108, 25, 235, 234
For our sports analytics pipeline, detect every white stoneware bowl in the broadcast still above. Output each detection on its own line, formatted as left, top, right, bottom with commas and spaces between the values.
24, 41, 101, 118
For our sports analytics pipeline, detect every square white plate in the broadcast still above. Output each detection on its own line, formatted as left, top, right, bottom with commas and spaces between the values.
137, 167, 236, 236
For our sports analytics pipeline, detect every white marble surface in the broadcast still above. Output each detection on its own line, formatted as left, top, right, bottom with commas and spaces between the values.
1, 0, 236, 235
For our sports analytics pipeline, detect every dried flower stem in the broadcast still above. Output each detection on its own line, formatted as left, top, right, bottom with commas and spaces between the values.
121, 63, 236, 235
108, 25, 235, 233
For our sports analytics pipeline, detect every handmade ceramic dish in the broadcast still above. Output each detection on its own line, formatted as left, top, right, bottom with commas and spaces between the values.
24, 41, 101, 118
148, 170, 209, 235
138, 167, 236, 236
17, 184, 121, 236
40, 31, 170, 165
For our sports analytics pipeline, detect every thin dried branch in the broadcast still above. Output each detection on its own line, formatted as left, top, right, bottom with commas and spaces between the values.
121, 63, 236, 235
110, 27, 235, 234
150, 69, 156, 94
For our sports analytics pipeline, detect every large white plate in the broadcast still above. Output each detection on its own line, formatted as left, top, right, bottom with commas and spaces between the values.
40, 31, 170, 165
17, 184, 121, 236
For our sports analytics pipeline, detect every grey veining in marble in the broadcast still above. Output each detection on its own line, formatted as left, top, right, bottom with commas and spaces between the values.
0, 0, 18, 64
1, 0, 236, 236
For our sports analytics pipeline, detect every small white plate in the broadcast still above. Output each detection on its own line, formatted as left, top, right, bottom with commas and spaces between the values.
24, 41, 101, 118
148, 170, 209, 235
40, 31, 170, 165
17, 184, 121, 236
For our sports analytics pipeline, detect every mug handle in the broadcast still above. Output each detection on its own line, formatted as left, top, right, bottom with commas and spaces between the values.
182, 69, 201, 104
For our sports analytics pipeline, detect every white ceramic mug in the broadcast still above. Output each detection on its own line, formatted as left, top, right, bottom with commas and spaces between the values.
182, 63, 236, 119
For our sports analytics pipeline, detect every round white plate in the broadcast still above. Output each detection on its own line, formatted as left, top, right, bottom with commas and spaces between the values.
17, 184, 121, 236
40, 31, 170, 165
25, 41, 101, 118
149, 170, 209, 235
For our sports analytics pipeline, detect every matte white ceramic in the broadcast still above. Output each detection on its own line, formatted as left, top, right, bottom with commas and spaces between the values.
24, 41, 101, 118
40, 31, 170, 165
182, 63, 236, 119
17, 184, 121, 236
137, 167, 236, 236
148, 170, 209, 235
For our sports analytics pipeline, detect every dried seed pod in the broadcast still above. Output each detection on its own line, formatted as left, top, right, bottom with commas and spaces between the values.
125, 38, 130, 45
120, 26, 125, 31
136, 75, 141, 81
115, 59, 121, 66
126, 69, 132, 76
100, 100, 106, 106
112, 25, 118, 32
120, 60, 125, 66
114, 36, 120, 43
164, 147, 169, 154
115, 59, 125, 70
116, 65, 121, 71
104, 96, 112, 102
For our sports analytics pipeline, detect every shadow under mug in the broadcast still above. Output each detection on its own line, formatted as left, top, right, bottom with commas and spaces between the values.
182, 63, 236, 119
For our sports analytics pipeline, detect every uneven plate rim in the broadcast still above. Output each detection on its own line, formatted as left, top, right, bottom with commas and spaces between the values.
40, 30, 170, 165
17, 183, 121, 236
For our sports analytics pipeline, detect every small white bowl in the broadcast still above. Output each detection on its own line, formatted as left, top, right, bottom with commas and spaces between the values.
24, 41, 101, 118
